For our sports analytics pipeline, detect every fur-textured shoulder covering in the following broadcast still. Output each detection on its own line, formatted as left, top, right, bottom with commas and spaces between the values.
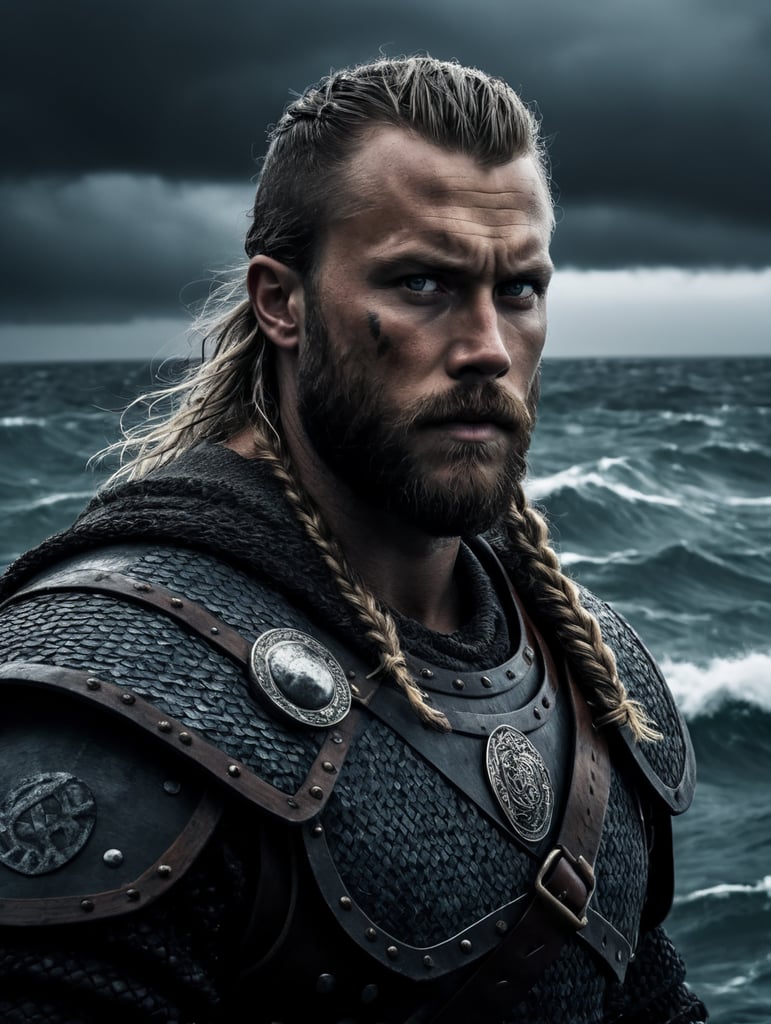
578, 587, 696, 814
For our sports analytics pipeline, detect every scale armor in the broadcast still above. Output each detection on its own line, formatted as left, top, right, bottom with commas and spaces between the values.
0, 447, 705, 1023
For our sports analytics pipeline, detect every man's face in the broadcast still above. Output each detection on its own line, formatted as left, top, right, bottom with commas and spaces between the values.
294, 127, 553, 537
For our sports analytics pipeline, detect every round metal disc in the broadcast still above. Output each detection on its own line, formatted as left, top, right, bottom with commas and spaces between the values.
485, 725, 554, 843
249, 628, 351, 728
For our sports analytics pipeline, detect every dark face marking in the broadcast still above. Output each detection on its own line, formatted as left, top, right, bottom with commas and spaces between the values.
367, 310, 391, 357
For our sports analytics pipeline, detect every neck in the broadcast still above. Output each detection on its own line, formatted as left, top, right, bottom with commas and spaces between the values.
226, 424, 466, 634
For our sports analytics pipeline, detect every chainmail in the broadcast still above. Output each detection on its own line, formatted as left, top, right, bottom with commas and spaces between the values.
0, 443, 707, 1023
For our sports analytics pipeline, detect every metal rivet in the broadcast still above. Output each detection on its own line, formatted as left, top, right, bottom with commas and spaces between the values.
420, 668, 434, 679
331, 733, 343, 745
495, 919, 508, 934
495, 979, 510, 991
347, 670, 357, 680
286, 797, 298, 808
120, 692, 136, 705
350, 683, 360, 695
506, 669, 516, 680
423, 955, 434, 968
316, 973, 336, 994
158, 720, 172, 733
360, 984, 379, 1004
542, 696, 551, 708
156, 864, 172, 879
311, 824, 324, 837
125, 889, 140, 902
322, 761, 336, 773
178, 732, 192, 745
227, 764, 241, 778
452, 678, 464, 690
170, 597, 183, 608
210, 626, 219, 635
386, 945, 399, 960
133, 582, 151, 592
591, 750, 597, 762
163, 780, 181, 795
103, 849, 124, 868
339, 896, 353, 911
80, 899, 94, 913
309, 785, 324, 800
524, 646, 535, 664
481, 676, 493, 688
365, 927, 377, 942
459, 939, 472, 954
533, 707, 542, 720
86, 678, 101, 690
616, 950, 624, 963
601, 935, 608, 948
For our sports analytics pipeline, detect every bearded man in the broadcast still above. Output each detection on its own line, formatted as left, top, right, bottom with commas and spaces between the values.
0, 57, 707, 1023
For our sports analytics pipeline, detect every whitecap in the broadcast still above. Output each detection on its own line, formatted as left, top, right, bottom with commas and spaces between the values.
527, 466, 681, 507
6, 491, 94, 513
661, 652, 771, 717
0, 415, 48, 428
675, 875, 771, 904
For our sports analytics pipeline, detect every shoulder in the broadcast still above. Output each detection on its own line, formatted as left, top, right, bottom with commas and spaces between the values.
0, 674, 222, 925
577, 585, 696, 814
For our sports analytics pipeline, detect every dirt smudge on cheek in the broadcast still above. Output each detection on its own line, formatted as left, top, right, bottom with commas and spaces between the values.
367, 311, 393, 358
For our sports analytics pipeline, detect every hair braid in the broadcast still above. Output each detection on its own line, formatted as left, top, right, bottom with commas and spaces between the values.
505, 483, 661, 743
251, 427, 451, 732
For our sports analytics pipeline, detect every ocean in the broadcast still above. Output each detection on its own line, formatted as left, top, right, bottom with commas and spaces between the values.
1, 356, 770, 1022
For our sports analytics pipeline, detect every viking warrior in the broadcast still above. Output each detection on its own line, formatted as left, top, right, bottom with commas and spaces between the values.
0, 56, 707, 1023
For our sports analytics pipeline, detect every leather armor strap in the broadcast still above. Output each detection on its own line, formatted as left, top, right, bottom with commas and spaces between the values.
421, 668, 612, 1023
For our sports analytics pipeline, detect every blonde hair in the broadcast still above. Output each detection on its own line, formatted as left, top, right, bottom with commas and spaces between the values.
101, 56, 656, 742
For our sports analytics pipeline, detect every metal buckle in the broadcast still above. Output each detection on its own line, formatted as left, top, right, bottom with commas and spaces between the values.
534, 846, 596, 930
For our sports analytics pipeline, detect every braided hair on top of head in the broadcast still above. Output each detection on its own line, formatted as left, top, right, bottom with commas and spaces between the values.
503, 482, 661, 744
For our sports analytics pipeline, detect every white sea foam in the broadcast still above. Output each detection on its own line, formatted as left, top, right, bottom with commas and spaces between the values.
6, 491, 94, 513
0, 415, 47, 428
527, 466, 681, 506
558, 549, 640, 567
675, 875, 771, 904
660, 651, 771, 717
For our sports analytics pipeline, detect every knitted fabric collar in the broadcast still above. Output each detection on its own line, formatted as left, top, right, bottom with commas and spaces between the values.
0, 443, 512, 670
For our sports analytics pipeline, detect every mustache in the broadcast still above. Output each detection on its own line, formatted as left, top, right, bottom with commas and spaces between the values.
403, 383, 534, 433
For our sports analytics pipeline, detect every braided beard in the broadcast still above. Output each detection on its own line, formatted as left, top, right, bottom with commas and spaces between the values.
296, 301, 538, 538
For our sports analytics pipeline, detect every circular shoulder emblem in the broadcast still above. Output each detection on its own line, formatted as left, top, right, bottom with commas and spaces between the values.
485, 725, 554, 843
249, 628, 352, 728
0, 772, 97, 876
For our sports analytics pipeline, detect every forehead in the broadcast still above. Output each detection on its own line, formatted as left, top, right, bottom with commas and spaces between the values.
323, 125, 553, 262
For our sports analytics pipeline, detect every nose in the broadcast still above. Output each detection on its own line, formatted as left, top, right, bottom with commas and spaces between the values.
446, 294, 512, 380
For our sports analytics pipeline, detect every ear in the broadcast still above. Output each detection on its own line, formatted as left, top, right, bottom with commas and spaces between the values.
247, 255, 305, 351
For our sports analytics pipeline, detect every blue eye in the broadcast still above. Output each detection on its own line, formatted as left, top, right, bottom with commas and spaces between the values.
403, 275, 439, 293
499, 281, 536, 298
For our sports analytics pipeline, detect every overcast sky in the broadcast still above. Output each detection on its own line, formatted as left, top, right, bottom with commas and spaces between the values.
1, 0, 769, 361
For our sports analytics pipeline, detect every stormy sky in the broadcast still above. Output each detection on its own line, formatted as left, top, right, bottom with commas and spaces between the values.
0, 0, 769, 361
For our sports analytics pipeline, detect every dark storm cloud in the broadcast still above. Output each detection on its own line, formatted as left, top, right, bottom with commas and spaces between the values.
1, 0, 769, 325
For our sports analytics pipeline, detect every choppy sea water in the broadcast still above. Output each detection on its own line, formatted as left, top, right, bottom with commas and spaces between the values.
1, 356, 770, 1022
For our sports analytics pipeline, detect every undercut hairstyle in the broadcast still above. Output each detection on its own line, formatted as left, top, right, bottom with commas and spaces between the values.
102, 55, 658, 742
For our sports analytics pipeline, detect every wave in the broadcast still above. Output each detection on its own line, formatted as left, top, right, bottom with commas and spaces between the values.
674, 875, 771, 905
0, 415, 48, 428
661, 651, 771, 717
528, 465, 682, 507
4, 490, 95, 514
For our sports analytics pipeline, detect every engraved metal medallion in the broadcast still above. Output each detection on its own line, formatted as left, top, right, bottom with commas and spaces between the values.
0, 772, 97, 876
249, 628, 351, 728
485, 725, 554, 843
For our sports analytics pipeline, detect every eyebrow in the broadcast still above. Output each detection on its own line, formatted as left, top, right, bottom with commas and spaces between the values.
368, 246, 554, 282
